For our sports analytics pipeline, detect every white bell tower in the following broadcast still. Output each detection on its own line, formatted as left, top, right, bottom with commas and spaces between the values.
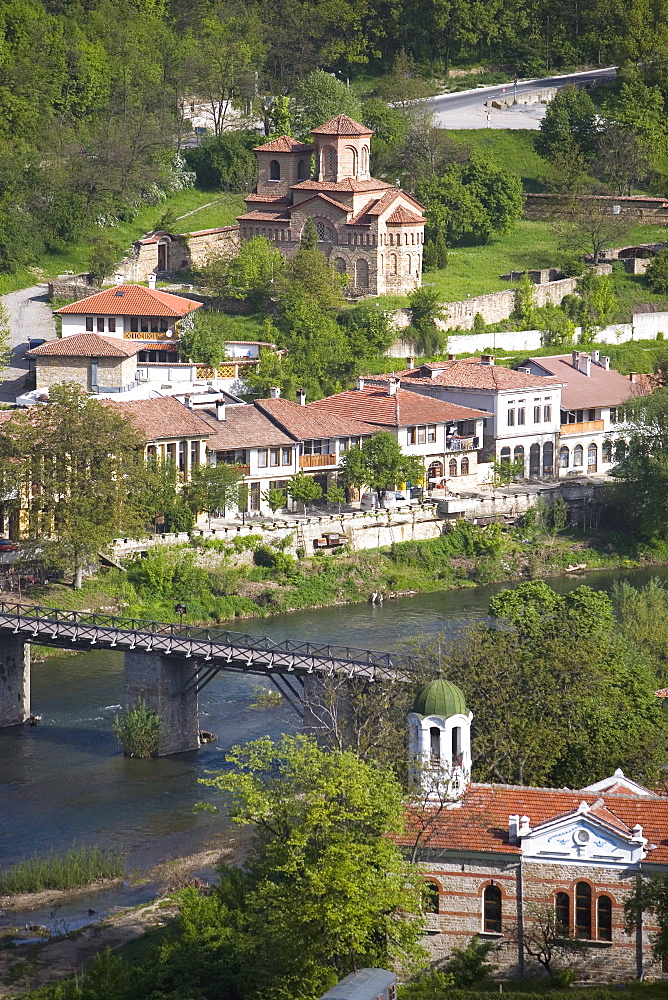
407, 677, 473, 801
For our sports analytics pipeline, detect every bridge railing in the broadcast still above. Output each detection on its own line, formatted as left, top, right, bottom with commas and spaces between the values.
0, 601, 406, 673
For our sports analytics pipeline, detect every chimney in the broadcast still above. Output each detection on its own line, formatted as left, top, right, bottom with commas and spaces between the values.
406, 356, 415, 369
297, 388, 306, 406
148, 273, 157, 290
629, 372, 638, 383
269, 386, 281, 399
602, 356, 611, 370
114, 273, 123, 285
571, 350, 580, 369
215, 399, 226, 421
356, 377, 365, 391
184, 395, 193, 410
580, 356, 591, 376
388, 378, 400, 396
518, 815, 531, 837
480, 354, 494, 366
508, 815, 520, 843
448, 353, 457, 362
591, 349, 600, 363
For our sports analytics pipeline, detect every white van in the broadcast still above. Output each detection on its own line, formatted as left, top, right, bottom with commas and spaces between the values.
360, 491, 413, 510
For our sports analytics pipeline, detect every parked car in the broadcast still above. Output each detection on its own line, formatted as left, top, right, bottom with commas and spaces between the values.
360, 491, 414, 510
0, 538, 19, 551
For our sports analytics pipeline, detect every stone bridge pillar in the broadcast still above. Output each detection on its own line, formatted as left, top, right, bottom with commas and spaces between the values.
0, 636, 30, 727
124, 651, 199, 755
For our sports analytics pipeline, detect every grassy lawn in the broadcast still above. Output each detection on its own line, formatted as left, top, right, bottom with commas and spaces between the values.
450, 129, 547, 190
0, 189, 246, 295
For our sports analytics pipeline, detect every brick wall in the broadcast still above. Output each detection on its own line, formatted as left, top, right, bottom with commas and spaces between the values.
35, 355, 136, 391
524, 194, 668, 224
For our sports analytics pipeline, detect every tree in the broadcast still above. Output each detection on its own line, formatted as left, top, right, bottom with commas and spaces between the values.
198, 735, 427, 995
184, 463, 244, 526
447, 936, 498, 986
87, 234, 120, 284
408, 286, 446, 356
0, 383, 148, 587
179, 310, 230, 368
287, 470, 322, 515
293, 70, 362, 136
325, 483, 346, 515
645, 249, 668, 293
490, 456, 525, 492
594, 124, 649, 196
535, 85, 598, 161
613, 388, 668, 537
237, 483, 250, 525
206, 236, 285, 308
562, 271, 617, 341
184, 131, 258, 191
555, 197, 630, 265
510, 903, 585, 979
625, 873, 668, 964
340, 432, 425, 504
338, 303, 395, 359
262, 486, 287, 514
282, 219, 346, 313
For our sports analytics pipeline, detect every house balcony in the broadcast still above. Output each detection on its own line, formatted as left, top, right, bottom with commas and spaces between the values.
300, 454, 337, 469
560, 420, 604, 436
445, 436, 477, 452
124, 331, 177, 342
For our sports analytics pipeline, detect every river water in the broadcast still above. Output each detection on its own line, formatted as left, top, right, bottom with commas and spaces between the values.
2, 564, 668, 912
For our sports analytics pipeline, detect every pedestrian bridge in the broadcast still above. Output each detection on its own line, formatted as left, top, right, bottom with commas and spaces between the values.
0, 602, 401, 753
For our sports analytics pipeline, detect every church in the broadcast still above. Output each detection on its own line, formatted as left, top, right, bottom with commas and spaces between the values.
402, 677, 668, 982
237, 114, 425, 297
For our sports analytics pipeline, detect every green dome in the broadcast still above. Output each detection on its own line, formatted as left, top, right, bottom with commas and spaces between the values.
413, 677, 467, 718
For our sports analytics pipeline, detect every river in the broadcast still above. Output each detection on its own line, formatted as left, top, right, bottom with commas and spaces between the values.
2, 564, 667, 914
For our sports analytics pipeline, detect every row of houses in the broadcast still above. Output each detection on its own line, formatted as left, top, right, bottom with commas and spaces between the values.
22, 283, 650, 515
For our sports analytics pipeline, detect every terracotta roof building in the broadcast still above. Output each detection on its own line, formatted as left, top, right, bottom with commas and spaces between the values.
102, 396, 211, 478
238, 114, 425, 297
27, 333, 146, 395
53, 283, 202, 344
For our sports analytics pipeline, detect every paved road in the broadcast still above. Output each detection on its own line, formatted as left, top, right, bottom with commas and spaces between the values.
0, 284, 56, 403
429, 66, 617, 128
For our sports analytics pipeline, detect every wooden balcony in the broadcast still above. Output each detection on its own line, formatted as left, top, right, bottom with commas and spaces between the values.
124, 331, 176, 341
300, 454, 337, 468
560, 419, 604, 435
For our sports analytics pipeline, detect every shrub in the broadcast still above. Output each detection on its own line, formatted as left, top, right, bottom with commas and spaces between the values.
0, 846, 125, 894
113, 699, 162, 757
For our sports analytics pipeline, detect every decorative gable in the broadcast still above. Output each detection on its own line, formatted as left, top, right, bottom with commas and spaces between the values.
510, 797, 648, 866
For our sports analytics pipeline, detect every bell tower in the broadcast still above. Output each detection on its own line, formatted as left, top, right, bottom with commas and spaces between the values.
407, 676, 473, 801
310, 114, 373, 183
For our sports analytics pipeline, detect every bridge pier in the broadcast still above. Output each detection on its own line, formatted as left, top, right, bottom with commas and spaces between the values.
124, 651, 199, 755
0, 636, 30, 727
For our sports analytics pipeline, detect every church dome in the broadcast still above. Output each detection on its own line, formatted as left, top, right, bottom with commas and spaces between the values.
413, 677, 467, 718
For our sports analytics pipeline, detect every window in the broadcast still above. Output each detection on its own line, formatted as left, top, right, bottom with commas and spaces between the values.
85, 317, 93, 332
178, 441, 185, 473
190, 442, 199, 469
575, 882, 592, 938
355, 258, 369, 288
269, 159, 281, 180
602, 440, 613, 463
597, 895, 612, 941
556, 892, 570, 933
282, 447, 292, 465
514, 445, 524, 471
588, 408, 596, 421
451, 726, 462, 761
334, 256, 346, 274
517, 407, 525, 426
483, 885, 502, 933
417, 426, 426, 445
449, 458, 457, 477
610, 407, 617, 423
543, 441, 554, 475
422, 881, 440, 914
574, 444, 584, 467
108, 318, 116, 333
500, 447, 511, 462
390, 253, 398, 274
316, 221, 326, 241
297, 158, 307, 180
166, 443, 176, 464
427, 425, 436, 443
544, 404, 552, 422
257, 449, 268, 468
250, 482, 261, 511
507, 409, 515, 427
130, 317, 139, 332
529, 442, 540, 477
327, 147, 335, 174
461, 456, 469, 475
270, 448, 280, 467
587, 442, 598, 472
534, 405, 541, 423
96, 317, 104, 332
429, 726, 440, 762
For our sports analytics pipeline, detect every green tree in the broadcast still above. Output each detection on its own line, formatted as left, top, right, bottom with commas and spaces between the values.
408, 286, 446, 356
340, 431, 425, 504
293, 70, 362, 136
287, 470, 322, 515
87, 234, 120, 284
184, 462, 244, 526
283, 219, 346, 313
184, 130, 258, 191
237, 482, 250, 524
490, 456, 525, 492
446, 936, 498, 986
205, 236, 285, 308
535, 85, 598, 161
613, 388, 668, 538
325, 483, 346, 514
562, 271, 617, 342
338, 303, 395, 358
645, 248, 668, 293
179, 310, 229, 368
262, 486, 287, 514
199, 735, 427, 994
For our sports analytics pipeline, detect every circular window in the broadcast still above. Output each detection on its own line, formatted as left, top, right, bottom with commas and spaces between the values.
574, 829, 590, 845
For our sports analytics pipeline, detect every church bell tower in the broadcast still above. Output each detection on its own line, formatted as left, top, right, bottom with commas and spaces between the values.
407, 676, 473, 801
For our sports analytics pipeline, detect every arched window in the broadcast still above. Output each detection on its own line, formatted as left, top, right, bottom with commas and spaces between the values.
346, 145, 358, 176
513, 444, 524, 475
559, 445, 569, 469
555, 892, 570, 933
500, 446, 511, 463
602, 440, 613, 463
355, 258, 369, 289
451, 726, 462, 761
326, 146, 336, 176
297, 158, 307, 180
574, 444, 584, 467
616, 439, 627, 460
422, 880, 440, 914
269, 159, 281, 181
449, 458, 458, 477
361, 145, 369, 174
587, 441, 598, 472
429, 726, 441, 762
404, 253, 412, 273
483, 885, 502, 933
575, 882, 592, 939
428, 460, 443, 484
529, 442, 541, 477
315, 221, 326, 241
333, 257, 346, 274
597, 895, 612, 941
543, 441, 554, 475
390, 253, 398, 274
461, 456, 469, 475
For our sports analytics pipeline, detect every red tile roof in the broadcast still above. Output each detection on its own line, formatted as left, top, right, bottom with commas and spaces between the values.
28, 334, 143, 358
237, 209, 291, 223
245, 194, 292, 205
183, 225, 237, 237
256, 397, 374, 440
102, 396, 212, 441
292, 177, 393, 194
311, 115, 373, 137
372, 360, 563, 393
288, 193, 351, 214
197, 404, 295, 451
307, 385, 487, 428
398, 783, 668, 863
386, 205, 426, 225
520, 355, 650, 409
254, 135, 313, 153
54, 285, 202, 318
